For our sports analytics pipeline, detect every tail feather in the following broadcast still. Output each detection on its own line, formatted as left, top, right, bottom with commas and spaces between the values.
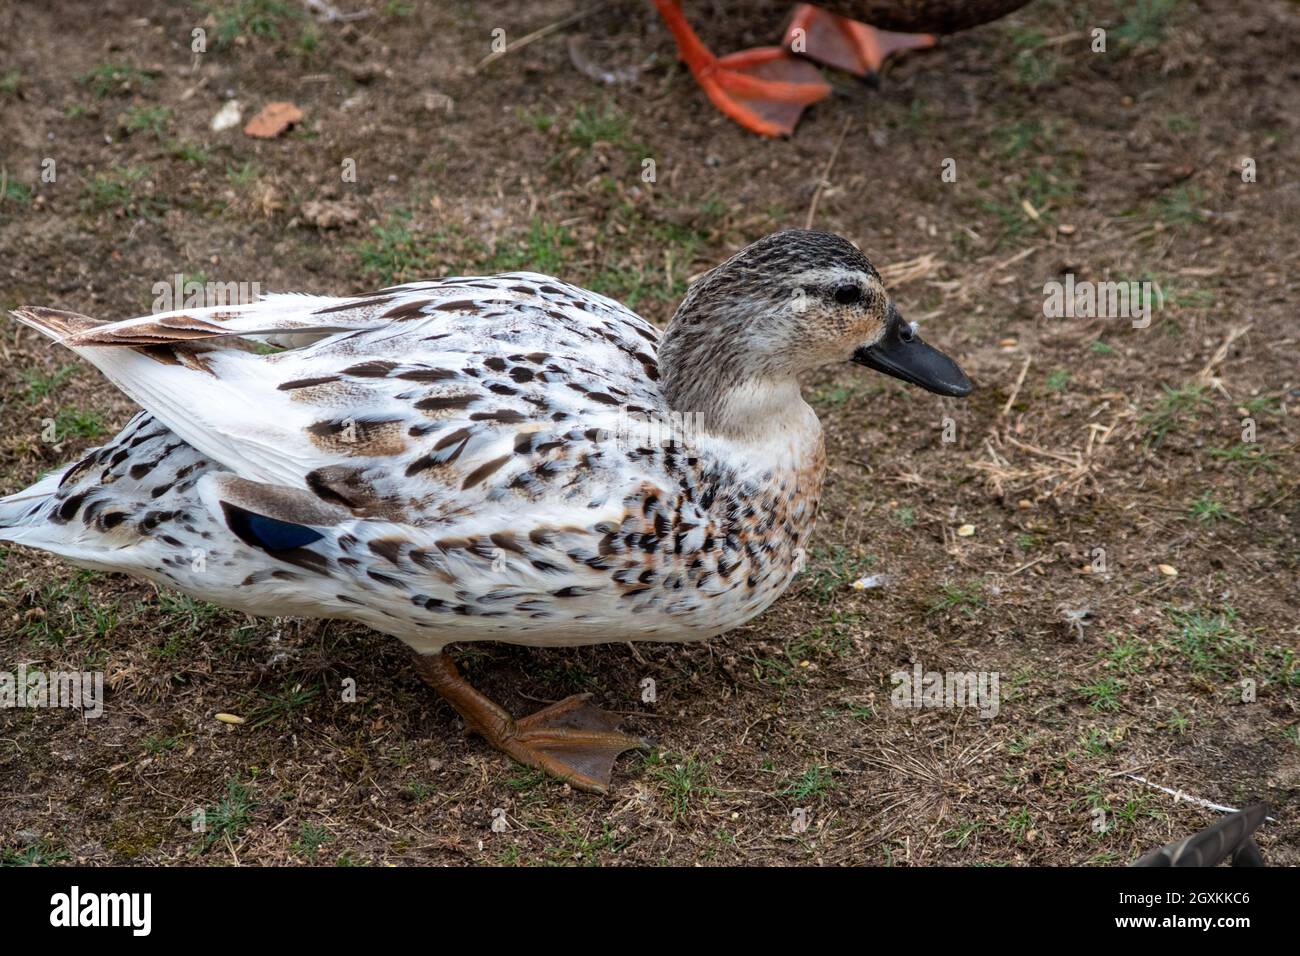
10, 307, 105, 341
53, 293, 396, 350
0, 469, 64, 536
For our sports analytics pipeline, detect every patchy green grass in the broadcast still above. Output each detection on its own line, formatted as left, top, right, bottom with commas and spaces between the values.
3, 176, 32, 207
1008, 29, 1061, 90
1187, 491, 1232, 525
1151, 185, 1207, 228
353, 211, 485, 285
927, 582, 986, 618
1159, 710, 1191, 736
1005, 807, 1034, 842
482, 220, 577, 276
780, 765, 838, 800
0, 837, 69, 866
1208, 443, 1276, 474
54, 408, 107, 441
1166, 607, 1253, 680
292, 821, 332, 861
1141, 384, 1212, 446
197, 778, 257, 853
891, 505, 917, 528
142, 731, 188, 755
246, 681, 321, 729
647, 752, 714, 821
79, 62, 154, 98
80, 166, 159, 217
121, 105, 172, 138
800, 545, 875, 605
355, 212, 433, 284
1114, 0, 1180, 48
21, 365, 77, 404
1076, 676, 1123, 712
210, 0, 304, 47
1104, 635, 1146, 674
531, 815, 631, 865
153, 592, 225, 640
168, 140, 211, 165
568, 103, 640, 153
226, 161, 261, 189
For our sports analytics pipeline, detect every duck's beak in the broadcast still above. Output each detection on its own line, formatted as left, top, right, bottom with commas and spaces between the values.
852, 311, 972, 397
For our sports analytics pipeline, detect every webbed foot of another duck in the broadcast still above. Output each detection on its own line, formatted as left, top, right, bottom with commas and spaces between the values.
784, 4, 936, 78
414, 652, 650, 794
654, 0, 831, 137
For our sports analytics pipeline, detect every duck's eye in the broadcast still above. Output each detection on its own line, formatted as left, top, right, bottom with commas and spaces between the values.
898, 321, 916, 343
833, 284, 861, 305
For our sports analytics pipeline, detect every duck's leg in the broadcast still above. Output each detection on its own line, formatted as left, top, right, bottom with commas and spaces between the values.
783, 4, 936, 78
652, 0, 831, 137
413, 652, 648, 794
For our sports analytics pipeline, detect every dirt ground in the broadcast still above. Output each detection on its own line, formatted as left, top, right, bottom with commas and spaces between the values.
0, 0, 1296, 867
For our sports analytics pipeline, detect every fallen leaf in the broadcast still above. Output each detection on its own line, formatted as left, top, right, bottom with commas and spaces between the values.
244, 101, 303, 138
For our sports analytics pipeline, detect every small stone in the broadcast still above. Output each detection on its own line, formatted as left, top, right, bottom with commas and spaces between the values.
423, 91, 454, 114
851, 573, 891, 590
210, 99, 242, 132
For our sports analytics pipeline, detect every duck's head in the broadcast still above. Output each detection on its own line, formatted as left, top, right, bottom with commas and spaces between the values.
661, 230, 972, 438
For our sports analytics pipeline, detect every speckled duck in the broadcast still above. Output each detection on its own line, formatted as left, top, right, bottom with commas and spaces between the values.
0, 230, 971, 792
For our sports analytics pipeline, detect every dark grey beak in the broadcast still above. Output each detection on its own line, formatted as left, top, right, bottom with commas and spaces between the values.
852, 312, 972, 397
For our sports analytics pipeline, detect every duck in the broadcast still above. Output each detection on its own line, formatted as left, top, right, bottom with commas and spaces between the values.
651, 0, 1036, 136
0, 230, 971, 793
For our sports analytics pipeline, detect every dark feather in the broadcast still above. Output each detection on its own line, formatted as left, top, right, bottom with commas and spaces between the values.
221, 501, 325, 552
1132, 804, 1268, 867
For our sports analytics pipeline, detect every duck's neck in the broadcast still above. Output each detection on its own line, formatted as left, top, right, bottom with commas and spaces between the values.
659, 308, 815, 443
662, 365, 823, 506
658, 323, 827, 588
671, 374, 817, 446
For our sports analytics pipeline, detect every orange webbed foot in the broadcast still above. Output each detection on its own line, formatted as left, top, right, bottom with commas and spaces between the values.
784, 3, 936, 77
654, 0, 831, 137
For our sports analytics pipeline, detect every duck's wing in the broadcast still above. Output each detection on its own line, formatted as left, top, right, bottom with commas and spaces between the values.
11, 274, 668, 525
